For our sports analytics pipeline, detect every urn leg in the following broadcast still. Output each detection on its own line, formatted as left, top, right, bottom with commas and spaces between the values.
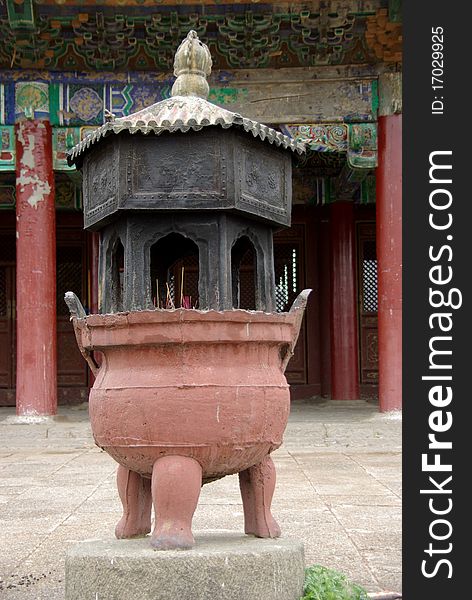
115, 465, 152, 539
150, 455, 202, 550
239, 455, 281, 538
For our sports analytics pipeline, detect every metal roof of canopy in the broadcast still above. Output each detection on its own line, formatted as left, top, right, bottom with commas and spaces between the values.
67, 31, 305, 166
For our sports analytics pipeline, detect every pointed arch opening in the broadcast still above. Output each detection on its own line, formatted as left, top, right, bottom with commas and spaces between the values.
111, 238, 124, 312
231, 236, 257, 310
150, 233, 199, 309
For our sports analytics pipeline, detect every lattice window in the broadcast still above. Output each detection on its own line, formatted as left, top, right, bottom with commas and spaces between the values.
274, 244, 299, 312
362, 240, 378, 313
57, 246, 83, 316
0, 267, 6, 316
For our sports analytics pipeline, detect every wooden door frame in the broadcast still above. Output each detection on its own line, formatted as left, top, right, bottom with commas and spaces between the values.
56, 212, 90, 404
0, 264, 15, 405
0, 217, 16, 405
356, 218, 379, 399
281, 205, 322, 400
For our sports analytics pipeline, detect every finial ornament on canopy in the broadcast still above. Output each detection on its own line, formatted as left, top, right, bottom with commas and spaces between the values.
171, 30, 212, 99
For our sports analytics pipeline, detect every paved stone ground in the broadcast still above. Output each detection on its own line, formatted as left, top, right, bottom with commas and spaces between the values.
0, 400, 401, 599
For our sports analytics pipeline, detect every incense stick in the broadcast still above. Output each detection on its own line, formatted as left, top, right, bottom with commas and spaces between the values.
166, 282, 175, 309
180, 267, 185, 308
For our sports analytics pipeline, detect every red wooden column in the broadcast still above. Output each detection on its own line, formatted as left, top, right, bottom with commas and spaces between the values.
329, 201, 359, 400
319, 212, 332, 398
376, 73, 402, 412
15, 118, 57, 416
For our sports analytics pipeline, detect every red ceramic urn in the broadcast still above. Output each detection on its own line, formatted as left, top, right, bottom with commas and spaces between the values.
67, 292, 309, 549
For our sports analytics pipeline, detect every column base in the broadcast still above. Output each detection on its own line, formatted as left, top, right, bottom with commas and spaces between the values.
65, 532, 305, 600
3, 415, 58, 425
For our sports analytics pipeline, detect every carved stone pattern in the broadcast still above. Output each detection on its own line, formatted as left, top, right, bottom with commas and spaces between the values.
239, 146, 286, 217
85, 149, 118, 222
87, 197, 117, 220
128, 137, 225, 200
137, 152, 222, 196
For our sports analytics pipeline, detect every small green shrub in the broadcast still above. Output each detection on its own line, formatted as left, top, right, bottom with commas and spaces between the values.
301, 564, 369, 600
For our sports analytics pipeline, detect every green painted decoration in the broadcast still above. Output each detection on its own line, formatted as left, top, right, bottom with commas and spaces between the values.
208, 87, 248, 106
53, 127, 81, 170
284, 123, 377, 169
0, 3, 401, 71
347, 123, 377, 168
0, 126, 15, 172
371, 79, 379, 116
6, 0, 35, 30
15, 82, 49, 120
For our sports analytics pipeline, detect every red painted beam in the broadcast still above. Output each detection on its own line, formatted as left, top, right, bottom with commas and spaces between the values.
376, 114, 402, 412
15, 120, 57, 416
329, 201, 360, 400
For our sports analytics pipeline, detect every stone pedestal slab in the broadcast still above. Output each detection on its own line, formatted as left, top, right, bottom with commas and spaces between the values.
65, 532, 305, 600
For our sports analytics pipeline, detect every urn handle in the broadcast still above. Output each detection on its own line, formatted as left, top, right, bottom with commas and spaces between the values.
64, 291, 100, 377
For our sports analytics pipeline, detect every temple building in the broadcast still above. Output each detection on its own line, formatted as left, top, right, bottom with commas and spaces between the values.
0, 0, 402, 415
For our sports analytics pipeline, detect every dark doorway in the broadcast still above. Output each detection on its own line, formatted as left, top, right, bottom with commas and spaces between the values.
111, 239, 124, 312
56, 234, 89, 403
231, 236, 257, 310
0, 232, 15, 405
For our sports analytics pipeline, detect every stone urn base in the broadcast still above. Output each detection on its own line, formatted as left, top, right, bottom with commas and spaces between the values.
67, 290, 310, 550
65, 533, 305, 600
